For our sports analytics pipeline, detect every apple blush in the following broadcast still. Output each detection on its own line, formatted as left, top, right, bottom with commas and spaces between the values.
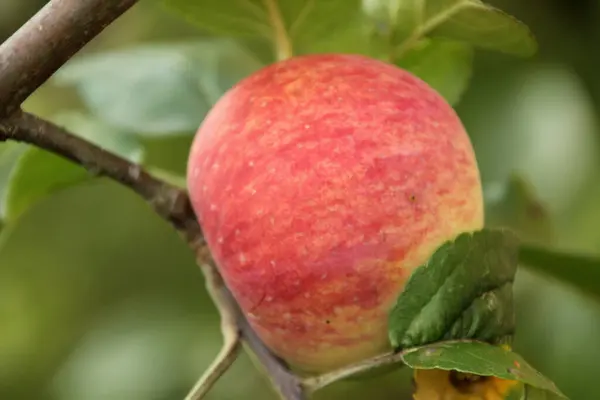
186, 54, 484, 373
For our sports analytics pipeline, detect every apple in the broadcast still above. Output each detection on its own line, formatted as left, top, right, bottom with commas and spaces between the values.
186, 54, 484, 374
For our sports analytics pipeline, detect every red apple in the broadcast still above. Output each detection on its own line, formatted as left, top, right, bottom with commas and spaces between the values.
186, 54, 483, 373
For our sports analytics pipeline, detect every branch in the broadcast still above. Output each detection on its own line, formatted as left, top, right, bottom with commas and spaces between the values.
185, 262, 242, 400
302, 351, 404, 393
0, 110, 202, 244
237, 306, 306, 400
0, 0, 138, 118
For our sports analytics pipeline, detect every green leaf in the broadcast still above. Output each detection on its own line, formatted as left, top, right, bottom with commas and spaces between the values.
519, 245, 600, 299
54, 39, 263, 136
3, 150, 90, 222
362, 0, 424, 39
302, 10, 385, 57
402, 341, 568, 399
445, 282, 515, 343
485, 174, 555, 246
163, 0, 362, 56
395, 38, 473, 105
0, 143, 27, 195
413, 0, 536, 57
388, 229, 519, 350
368, 0, 537, 58
2, 113, 144, 222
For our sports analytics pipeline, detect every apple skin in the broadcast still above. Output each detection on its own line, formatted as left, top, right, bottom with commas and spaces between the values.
186, 54, 484, 373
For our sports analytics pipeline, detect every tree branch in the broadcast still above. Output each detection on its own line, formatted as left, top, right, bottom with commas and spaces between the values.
185, 262, 242, 400
0, 110, 202, 244
0, 0, 138, 118
238, 308, 306, 400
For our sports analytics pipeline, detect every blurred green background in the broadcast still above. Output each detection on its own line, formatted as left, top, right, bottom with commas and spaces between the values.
2, 0, 600, 399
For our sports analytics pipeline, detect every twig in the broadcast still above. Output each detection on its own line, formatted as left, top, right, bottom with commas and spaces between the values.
0, 0, 138, 118
195, 250, 306, 400
237, 308, 306, 400
185, 262, 242, 400
302, 351, 404, 393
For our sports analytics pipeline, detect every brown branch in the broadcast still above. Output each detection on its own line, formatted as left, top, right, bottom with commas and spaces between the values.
0, 0, 138, 119
0, 110, 202, 244
302, 351, 404, 393
237, 304, 306, 400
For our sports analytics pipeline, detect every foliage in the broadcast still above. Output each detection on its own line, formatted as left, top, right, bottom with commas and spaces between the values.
404, 341, 567, 399
53, 40, 264, 135
388, 229, 519, 349
388, 229, 565, 398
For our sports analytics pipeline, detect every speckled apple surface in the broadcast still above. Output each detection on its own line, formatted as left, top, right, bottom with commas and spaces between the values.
187, 54, 484, 373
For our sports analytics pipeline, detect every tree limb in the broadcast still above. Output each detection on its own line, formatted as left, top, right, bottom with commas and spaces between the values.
0, 110, 202, 244
0, 0, 138, 119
